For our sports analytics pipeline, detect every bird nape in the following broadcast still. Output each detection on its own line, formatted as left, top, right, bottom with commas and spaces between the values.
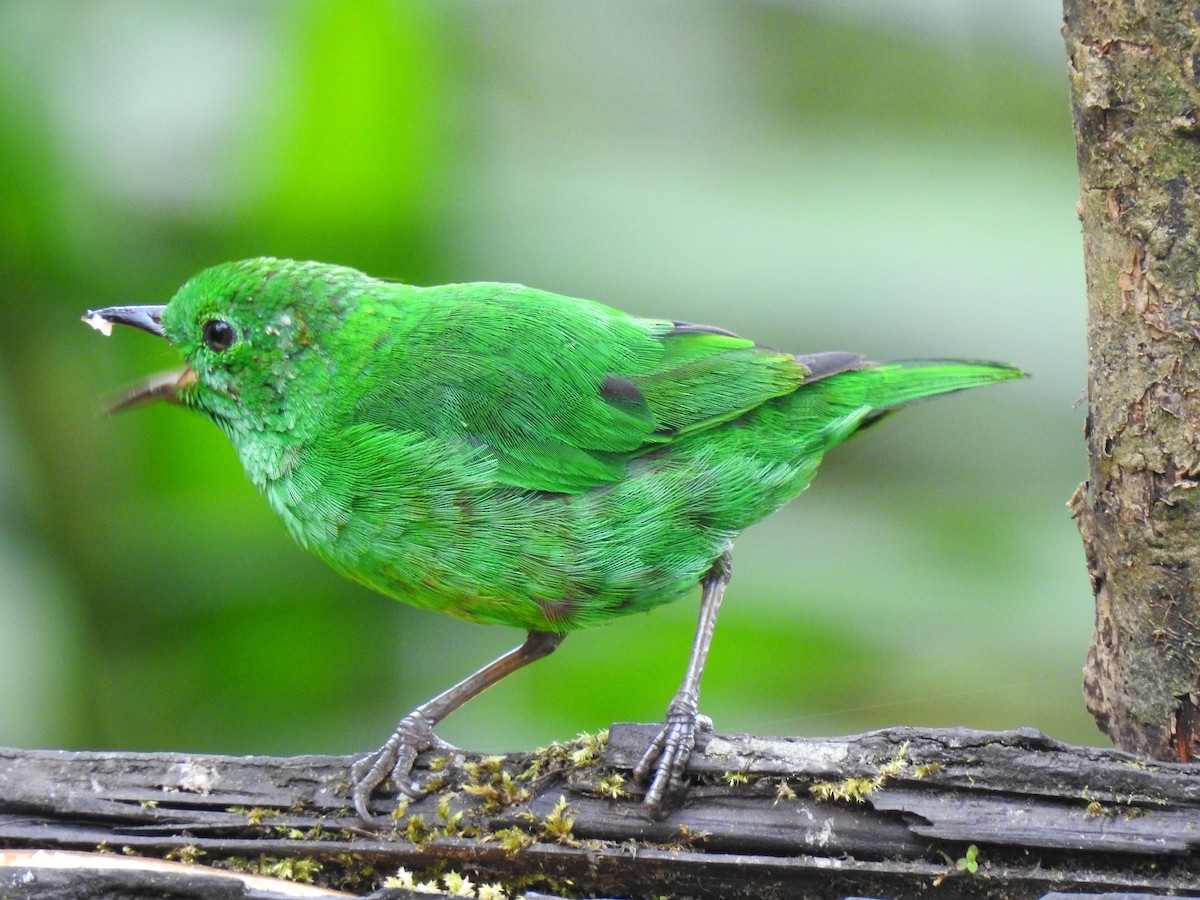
84, 257, 1024, 822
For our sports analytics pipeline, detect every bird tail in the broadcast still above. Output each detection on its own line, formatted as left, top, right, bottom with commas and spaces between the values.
797, 359, 1024, 447
853, 359, 1026, 411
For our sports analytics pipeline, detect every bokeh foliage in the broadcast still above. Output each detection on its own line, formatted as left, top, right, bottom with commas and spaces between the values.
0, 1, 1094, 758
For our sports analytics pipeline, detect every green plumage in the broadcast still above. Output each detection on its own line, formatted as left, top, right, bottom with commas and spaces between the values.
88, 256, 1023, 819
144, 258, 1020, 633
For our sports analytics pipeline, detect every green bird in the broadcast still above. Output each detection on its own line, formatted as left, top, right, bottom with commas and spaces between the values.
84, 257, 1022, 821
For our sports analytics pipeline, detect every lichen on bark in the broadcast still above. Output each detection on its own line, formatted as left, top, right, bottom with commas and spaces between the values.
1065, 0, 1200, 760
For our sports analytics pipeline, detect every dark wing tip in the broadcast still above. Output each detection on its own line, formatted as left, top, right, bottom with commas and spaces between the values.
795, 351, 874, 384
667, 320, 743, 338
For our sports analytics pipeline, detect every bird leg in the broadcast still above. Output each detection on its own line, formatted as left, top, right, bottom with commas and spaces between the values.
352, 629, 564, 822
634, 551, 732, 818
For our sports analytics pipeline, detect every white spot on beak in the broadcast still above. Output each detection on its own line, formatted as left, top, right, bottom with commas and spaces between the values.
82, 312, 114, 337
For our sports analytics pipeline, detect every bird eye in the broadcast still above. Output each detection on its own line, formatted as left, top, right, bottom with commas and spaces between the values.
202, 318, 236, 352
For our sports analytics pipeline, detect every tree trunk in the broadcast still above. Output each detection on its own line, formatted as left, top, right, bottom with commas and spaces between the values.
1065, 0, 1200, 760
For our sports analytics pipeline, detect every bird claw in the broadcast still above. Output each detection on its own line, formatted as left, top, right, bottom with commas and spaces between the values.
634, 702, 713, 819
351, 712, 455, 822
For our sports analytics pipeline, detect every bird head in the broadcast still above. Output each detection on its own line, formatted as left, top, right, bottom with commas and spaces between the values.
84, 258, 370, 470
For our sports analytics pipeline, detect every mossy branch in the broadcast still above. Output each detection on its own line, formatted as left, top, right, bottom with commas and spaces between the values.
3, 724, 1200, 899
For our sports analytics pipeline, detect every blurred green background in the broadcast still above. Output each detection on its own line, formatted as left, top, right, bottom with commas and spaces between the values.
0, 1, 1094, 760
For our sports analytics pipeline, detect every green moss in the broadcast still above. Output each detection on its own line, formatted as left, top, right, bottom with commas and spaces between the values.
594, 772, 628, 799
538, 795, 578, 846
810, 741, 911, 803
164, 844, 205, 865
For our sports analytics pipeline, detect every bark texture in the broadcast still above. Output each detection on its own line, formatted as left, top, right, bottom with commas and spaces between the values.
3, 726, 1200, 899
1065, 0, 1200, 760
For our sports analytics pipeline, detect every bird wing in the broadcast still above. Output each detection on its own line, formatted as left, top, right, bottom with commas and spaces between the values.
349, 283, 851, 493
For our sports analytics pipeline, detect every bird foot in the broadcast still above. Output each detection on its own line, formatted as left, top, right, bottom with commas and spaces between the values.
633, 701, 713, 819
351, 712, 457, 823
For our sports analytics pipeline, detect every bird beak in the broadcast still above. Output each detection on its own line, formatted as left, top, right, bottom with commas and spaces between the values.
83, 304, 195, 413
83, 304, 167, 338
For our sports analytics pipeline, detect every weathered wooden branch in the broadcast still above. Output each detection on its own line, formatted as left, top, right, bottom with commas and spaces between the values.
2, 724, 1199, 899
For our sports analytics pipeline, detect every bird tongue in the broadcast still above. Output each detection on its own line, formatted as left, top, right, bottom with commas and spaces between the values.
102, 366, 196, 414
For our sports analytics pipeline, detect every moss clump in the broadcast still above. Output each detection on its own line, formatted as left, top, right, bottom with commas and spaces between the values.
810, 742, 912, 803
